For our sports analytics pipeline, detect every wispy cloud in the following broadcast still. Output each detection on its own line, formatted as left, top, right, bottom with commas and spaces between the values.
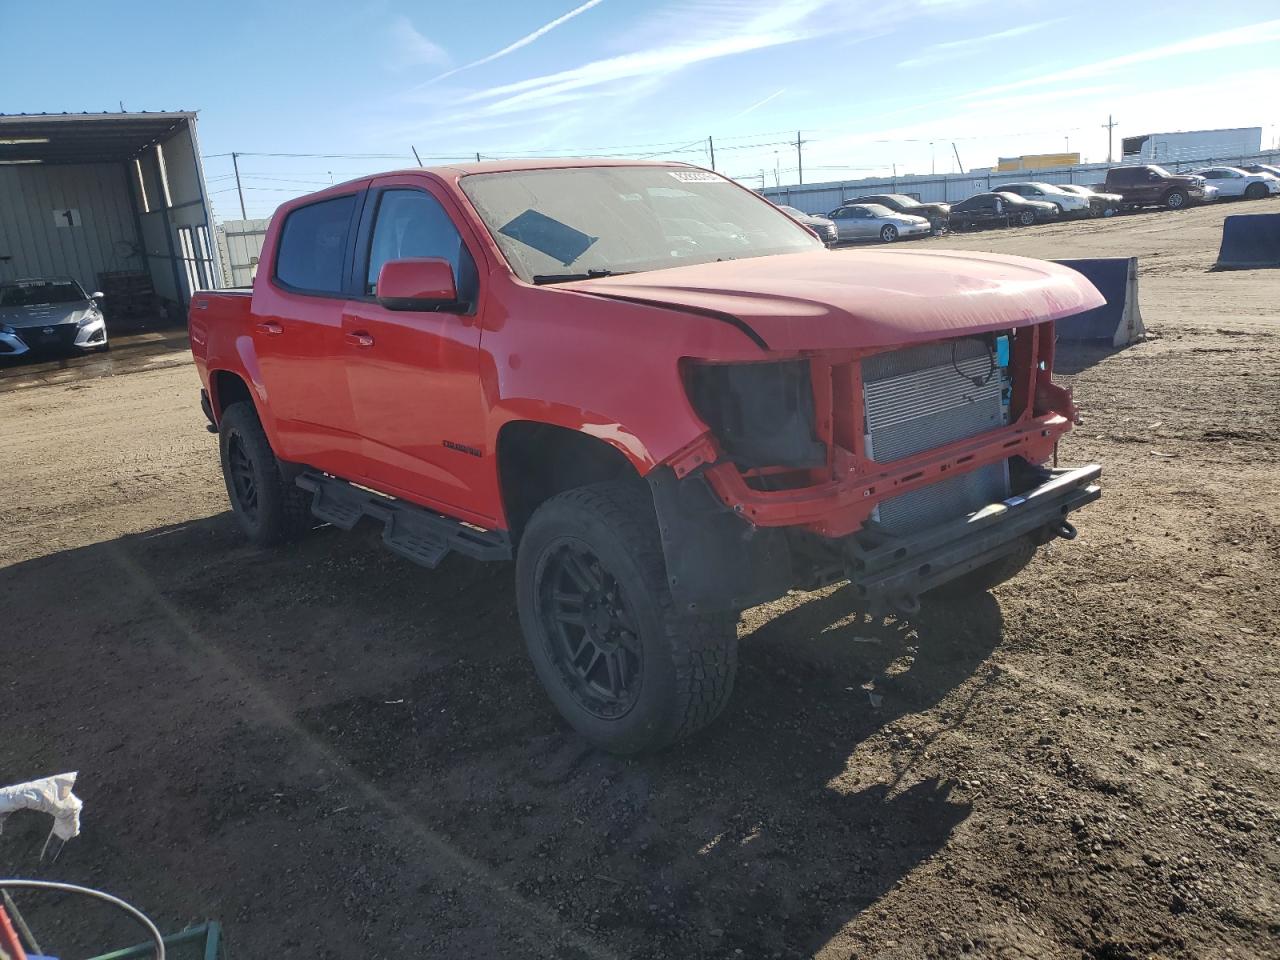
428, 0, 607, 86
959, 17, 1280, 98
731, 87, 788, 120
389, 15, 449, 69
899, 19, 1062, 68
455, 0, 835, 119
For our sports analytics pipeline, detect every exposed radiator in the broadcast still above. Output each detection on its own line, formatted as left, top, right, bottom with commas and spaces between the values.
863, 338, 1010, 535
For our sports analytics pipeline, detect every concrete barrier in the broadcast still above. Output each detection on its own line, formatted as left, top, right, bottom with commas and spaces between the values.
1215, 213, 1280, 270
1052, 257, 1146, 347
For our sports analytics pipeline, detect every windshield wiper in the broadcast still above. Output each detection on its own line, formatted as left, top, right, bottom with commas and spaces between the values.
531, 269, 632, 285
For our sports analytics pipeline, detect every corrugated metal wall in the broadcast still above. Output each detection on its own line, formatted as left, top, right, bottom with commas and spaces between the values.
0, 163, 143, 291
216, 218, 271, 287
763, 149, 1280, 215
0, 116, 219, 314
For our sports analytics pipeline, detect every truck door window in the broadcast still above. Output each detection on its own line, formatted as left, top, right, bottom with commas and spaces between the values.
275, 194, 357, 294
366, 189, 477, 302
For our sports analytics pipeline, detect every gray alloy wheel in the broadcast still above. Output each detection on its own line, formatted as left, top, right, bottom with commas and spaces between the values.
880, 224, 898, 243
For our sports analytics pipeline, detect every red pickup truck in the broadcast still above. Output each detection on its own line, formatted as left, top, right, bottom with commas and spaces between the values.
189, 159, 1103, 753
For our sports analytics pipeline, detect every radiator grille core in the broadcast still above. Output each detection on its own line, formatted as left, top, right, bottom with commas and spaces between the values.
863, 338, 1010, 535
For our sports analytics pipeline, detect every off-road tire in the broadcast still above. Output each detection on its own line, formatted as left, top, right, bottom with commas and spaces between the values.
1017, 209, 1036, 226
1164, 189, 1187, 210
1244, 182, 1267, 200
880, 224, 899, 243
218, 401, 313, 547
933, 537, 1038, 599
516, 481, 738, 754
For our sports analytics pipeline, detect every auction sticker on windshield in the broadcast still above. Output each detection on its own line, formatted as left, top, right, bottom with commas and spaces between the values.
668, 171, 723, 182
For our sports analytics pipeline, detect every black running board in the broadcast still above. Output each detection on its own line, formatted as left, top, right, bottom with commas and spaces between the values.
296, 472, 511, 568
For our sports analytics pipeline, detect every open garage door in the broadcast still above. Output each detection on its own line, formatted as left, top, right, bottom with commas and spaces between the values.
0, 111, 218, 329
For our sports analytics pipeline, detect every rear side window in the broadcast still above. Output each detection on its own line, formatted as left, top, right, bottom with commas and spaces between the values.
275, 195, 357, 293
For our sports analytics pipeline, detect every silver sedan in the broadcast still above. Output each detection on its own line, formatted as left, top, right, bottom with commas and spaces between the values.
826, 203, 932, 243
0, 277, 109, 358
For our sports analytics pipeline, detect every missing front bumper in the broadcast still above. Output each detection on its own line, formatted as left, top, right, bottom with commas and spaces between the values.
846, 463, 1102, 613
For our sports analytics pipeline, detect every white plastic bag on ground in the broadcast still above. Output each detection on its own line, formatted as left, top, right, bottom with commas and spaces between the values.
0, 773, 82, 842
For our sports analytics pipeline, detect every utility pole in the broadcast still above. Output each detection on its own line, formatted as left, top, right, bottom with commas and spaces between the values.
476, 152, 482, 163
231, 151, 246, 220
760, 169, 766, 190
795, 131, 804, 185
930, 142, 935, 175
708, 136, 716, 172
1102, 115, 1118, 164
411, 145, 423, 166
952, 142, 964, 174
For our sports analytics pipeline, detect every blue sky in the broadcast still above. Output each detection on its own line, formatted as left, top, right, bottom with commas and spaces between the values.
3, 0, 1278, 219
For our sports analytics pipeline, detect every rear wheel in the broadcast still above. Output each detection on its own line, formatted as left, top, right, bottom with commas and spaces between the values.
516, 481, 738, 754
880, 224, 899, 243
1164, 189, 1187, 210
218, 401, 313, 546
1244, 182, 1267, 200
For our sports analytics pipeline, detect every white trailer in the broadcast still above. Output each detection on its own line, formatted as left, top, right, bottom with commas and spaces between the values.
1121, 127, 1262, 164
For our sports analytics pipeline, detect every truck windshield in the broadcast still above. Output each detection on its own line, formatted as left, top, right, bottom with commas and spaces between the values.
460, 166, 821, 283
0, 280, 87, 307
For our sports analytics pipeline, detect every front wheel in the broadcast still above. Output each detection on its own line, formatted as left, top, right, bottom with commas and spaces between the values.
218, 401, 313, 546
1165, 189, 1187, 210
879, 224, 898, 243
516, 482, 738, 754
1017, 210, 1036, 226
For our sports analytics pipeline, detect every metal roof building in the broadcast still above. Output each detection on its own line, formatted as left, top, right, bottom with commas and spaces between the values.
0, 111, 220, 322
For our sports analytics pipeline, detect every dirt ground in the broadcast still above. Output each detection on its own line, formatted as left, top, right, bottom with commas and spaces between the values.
1, 198, 1277, 960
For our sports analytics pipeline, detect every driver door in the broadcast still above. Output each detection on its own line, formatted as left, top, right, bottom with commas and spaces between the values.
339, 177, 495, 526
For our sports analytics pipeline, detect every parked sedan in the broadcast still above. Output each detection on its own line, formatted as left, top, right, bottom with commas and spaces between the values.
1241, 163, 1280, 180
775, 204, 838, 245
1057, 184, 1123, 217
995, 182, 1092, 217
0, 277, 108, 358
950, 192, 1058, 230
845, 194, 951, 233
1193, 166, 1280, 200
826, 203, 932, 243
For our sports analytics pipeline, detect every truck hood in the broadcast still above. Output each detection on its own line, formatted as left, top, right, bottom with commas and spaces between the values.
564, 249, 1104, 352
0, 301, 93, 329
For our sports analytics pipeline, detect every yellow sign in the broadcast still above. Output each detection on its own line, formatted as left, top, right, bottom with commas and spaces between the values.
996, 152, 1081, 172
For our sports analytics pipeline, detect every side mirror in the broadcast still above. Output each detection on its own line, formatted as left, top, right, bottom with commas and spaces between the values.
376, 257, 462, 312
90, 291, 104, 300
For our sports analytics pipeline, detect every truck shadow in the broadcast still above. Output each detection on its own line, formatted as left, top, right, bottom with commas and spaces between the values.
1, 513, 1001, 959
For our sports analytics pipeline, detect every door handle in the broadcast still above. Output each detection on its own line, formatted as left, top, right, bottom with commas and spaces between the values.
256, 321, 283, 336
345, 331, 375, 348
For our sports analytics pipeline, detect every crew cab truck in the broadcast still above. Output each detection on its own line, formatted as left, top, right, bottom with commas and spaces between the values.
189, 159, 1104, 754
1103, 164, 1206, 210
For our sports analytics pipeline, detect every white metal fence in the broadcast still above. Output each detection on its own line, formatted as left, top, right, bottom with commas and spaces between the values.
215, 218, 270, 288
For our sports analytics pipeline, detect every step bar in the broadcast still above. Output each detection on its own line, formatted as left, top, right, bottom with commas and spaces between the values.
296, 472, 511, 568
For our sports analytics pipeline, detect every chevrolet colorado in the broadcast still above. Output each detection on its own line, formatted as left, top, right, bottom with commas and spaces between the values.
189, 159, 1103, 753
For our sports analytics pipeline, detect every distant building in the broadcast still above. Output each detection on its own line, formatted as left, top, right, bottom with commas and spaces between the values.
1121, 128, 1262, 164
996, 152, 1081, 172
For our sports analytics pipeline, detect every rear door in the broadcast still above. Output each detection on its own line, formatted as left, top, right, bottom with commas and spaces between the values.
829, 206, 854, 240
252, 191, 365, 478
340, 175, 495, 526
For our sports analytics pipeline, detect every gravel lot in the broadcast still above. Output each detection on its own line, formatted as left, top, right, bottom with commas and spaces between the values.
1, 198, 1277, 960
